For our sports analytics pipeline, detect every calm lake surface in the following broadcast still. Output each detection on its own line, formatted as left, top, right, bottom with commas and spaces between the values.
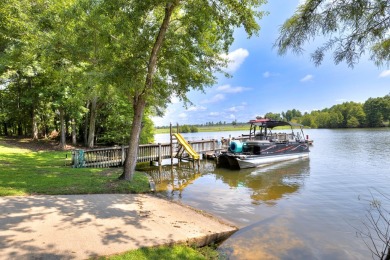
146, 129, 390, 259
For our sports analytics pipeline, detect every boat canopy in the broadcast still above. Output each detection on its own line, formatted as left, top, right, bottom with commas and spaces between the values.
248, 119, 303, 129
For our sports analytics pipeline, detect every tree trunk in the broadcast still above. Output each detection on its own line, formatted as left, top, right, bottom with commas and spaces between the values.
120, 97, 146, 181
120, 2, 177, 181
32, 109, 38, 140
87, 96, 98, 148
3, 123, 8, 136
29, 77, 39, 140
59, 107, 66, 149
18, 123, 23, 136
385, 247, 390, 260
71, 118, 77, 145
83, 101, 90, 147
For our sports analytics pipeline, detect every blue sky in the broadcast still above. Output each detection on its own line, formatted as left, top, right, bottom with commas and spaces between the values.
152, 0, 390, 126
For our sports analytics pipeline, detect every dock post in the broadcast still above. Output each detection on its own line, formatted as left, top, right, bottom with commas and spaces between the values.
72, 150, 78, 168
158, 143, 162, 166
121, 145, 125, 166
170, 123, 173, 166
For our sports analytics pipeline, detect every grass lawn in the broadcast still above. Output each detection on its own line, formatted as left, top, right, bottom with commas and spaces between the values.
0, 137, 150, 196
97, 244, 220, 260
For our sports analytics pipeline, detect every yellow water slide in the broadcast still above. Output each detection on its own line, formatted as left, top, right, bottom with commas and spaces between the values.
173, 133, 200, 160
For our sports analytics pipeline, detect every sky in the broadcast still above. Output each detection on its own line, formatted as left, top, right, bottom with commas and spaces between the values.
152, 0, 390, 127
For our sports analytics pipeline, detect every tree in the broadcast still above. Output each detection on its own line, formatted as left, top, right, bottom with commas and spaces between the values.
383, 95, 390, 122
276, 0, 390, 67
284, 109, 302, 121
347, 116, 360, 128
356, 189, 390, 260
190, 125, 198, 133
108, 0, 266, 181
0, 0, 48, 139
300, 113, 317, 128
315, 111, 330, 128
265, 112, 282, 121
330, 102, 365, 128
180, 125, 191, 133
364, 97, 386, 127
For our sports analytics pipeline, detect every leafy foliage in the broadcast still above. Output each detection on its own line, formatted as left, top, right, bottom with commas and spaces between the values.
178, 125, 198, 133
1, 0, 268, 179
276, 0, 390, 67
264, 112, 282, 121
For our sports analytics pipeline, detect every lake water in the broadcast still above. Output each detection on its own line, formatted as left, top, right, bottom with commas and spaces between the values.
147, 129, 390, 259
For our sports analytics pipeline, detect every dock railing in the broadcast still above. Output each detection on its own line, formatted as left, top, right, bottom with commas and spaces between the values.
71, 139, 225, 168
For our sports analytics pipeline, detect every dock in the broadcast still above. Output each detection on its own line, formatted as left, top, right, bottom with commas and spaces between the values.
71, 137, 236, 168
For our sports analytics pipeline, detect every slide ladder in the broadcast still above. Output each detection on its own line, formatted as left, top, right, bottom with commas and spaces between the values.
173, 133, 200, 160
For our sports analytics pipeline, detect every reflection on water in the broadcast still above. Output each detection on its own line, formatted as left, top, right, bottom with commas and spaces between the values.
144, 129, 390, 259
144, 163, 202, 198
142, 158, 310, 207
213, 159, 310, 205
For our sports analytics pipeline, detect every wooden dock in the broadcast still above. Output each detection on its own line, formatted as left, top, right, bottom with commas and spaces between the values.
71, 138, 229, 168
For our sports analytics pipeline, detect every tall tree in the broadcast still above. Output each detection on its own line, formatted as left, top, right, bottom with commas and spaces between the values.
101, 0, 266, 181
276, 0, 390, 67
265, 112, 282, 121
0, 0, 48, 138
364, 97, 386, 127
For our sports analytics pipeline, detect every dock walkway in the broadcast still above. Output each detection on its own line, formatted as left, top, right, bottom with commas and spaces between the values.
0, 194, 237, 259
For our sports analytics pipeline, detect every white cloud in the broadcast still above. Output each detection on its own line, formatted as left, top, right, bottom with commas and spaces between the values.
263, 71, 281, 78
216, 84, 250, 93
227, 106, 245, 112
209, 112, 220, 117
221, 48, 249, 73
178, 113, 187, 119
201, 94, 225, 104
300, 74, 314, 82
379, 70, 390, 78
186, 106, 207, 112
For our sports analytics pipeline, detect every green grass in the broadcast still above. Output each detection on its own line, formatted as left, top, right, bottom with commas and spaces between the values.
0, 139, 150, 196
96, 245, 220, 260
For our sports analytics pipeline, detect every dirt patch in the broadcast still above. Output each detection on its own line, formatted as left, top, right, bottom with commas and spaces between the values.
0, 137, 78, 152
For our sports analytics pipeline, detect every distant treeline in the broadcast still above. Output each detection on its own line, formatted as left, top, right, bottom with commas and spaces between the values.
265, 94, 390, 128
178, 125, 199, 133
